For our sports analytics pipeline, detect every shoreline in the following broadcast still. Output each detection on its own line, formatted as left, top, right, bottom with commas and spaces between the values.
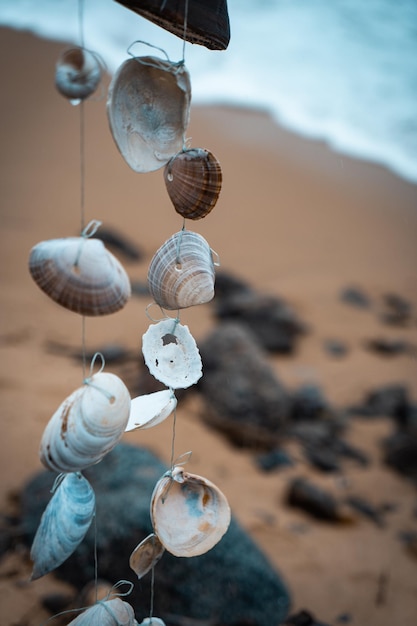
1, 27, 417, 626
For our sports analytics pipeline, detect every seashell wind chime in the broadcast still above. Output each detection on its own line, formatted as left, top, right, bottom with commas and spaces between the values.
28, 2, 231, 624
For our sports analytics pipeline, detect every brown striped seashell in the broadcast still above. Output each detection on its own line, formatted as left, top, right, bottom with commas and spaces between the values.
55, 47, 102, 101
164, 148, 222, 220
114, 0, 230, 51
147, 230, 215, 310
129, 533, 165, 579
150, 466, 231, 557
107, 56, 191, 173
28, 237, 131, 316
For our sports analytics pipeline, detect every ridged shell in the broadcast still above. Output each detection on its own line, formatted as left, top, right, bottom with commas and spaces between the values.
66, 598, 136, 625
40, 372, 131, 473
55, 47, 102, 100
148, 231, 215, 310
29, 237, 131, 316
129, 533, 165, 579
114, 0, 230, 51
125, 390, 177, 431
142, 319, 202, 389
151, 466, 231, 557
30, 473, 95, 580
164, 148, 222, 220
107, 56, 191, 173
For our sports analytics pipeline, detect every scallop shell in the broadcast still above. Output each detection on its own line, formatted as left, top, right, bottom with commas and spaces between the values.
114, 0, 230, 51
151, 466, 231, 557
29, 237, 131, 316
164, 149, 222, 220
129, 533, 165, 579
55, 47, 102, 100
30, 473, 95, 580
147, 231, 215, 310
142, 319, 202, 389
107, 56, 191, 173
40, 372, 131, 473
138, 619, 166, 626
66, 598, 136, 625
125, 390, 177, 431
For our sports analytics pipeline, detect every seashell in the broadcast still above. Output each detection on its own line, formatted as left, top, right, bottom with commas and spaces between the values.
129, 533, 165, 579
138, 619, 166, 626
30, 473, 95, 580
125, 390, 177, 431
29, 237, 131, 316
66, 598, 136, 625
151, 466, 231, 557
164, 148, 222, 220
114, 0, 230, 51
40, 372, 131, 473
142, 319, 202, 389
107, 56, 191, 173
147, 230, 215, 310
55, 47, 102, 101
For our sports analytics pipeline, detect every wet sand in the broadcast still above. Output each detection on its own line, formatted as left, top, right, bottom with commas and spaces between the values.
0, 28, 417, 626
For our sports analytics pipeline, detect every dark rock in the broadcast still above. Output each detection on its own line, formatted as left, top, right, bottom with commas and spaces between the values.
339, 286, 371, 309
323, 338, 349, 357
213, 271, 306, 353
20, 443, 291, 626
254, 448, 294, 472
348, 384, 411, 421
380, 293, 413, 326
345, 495, 385, 527
286, 478, 353, 523
197, 322, 292, 449
290, 384, 335, 422
284, 609, 331, 625
332, 439, 369, 467
94, 225, 144, 261
383, 431, 417, 483
363, 337, 416, 357
303, 446, 340, 473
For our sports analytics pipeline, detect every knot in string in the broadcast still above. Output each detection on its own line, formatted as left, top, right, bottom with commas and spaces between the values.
74, 219, 102, 267
83, 352, 115, 402
127, 40, 186, 71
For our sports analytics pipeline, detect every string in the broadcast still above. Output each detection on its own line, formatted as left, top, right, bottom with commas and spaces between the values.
170, 404, 178, 469
181, 0, 189, 62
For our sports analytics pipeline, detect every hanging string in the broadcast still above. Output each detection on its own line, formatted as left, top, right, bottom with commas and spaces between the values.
169, 404, 178, 470
181, 0, 189, 62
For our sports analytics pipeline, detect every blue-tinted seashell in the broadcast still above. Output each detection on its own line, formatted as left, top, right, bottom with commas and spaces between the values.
66, 598, 136, 625
30, 472, 95, 580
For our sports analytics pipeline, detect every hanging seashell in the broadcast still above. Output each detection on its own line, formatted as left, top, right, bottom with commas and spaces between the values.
138, 619, 166, 626
66, 598, 136, 625
142, 319, 202, 389
55, 47, 102, 101
107, 56, 191, 173
151, 466, 231, 557
29, 237, 131, 316
30, 472, 95, 580
40, 372, 131, 473
129, 533, 165, 579
164, 148, 222, 220
114, 0, 230, 51
125, 390, 177, 431
147, 230, 215, 310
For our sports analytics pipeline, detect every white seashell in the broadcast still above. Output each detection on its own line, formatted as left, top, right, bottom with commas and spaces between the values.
147, 230, 215, 310
129, 533, 165, 579
55, 47, 102, 100
30, 473, 95, 580
151, 466, 231, 557
138, 619, 166, 626
29, 237, 131, 316
125, 390, 177, 431
142, 319, 202, 389
107, 56, 191, 173
40, 372, 131, 473
66, 598, 136, 625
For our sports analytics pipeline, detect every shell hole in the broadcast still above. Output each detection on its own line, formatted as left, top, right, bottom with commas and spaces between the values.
72, 263, 81, 275
167, 172, 174, 182
109, 395, 116, 405
162, 333, 178, 346
175, 261, 182, 271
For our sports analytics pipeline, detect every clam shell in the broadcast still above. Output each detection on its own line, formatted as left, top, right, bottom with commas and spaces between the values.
107, 56, 191, 173
29, 237, 131, 316
66, 598, 136, 625
125, 390, 177, 431
147, 230, 215, 310
129, 533, 165, 579
55, 47, 102, 100
114, 0, 230, 51
40, 372, 131, 473
138, 619, 166, 626
164, 148, 222, 220
151, 466, 231, 557
31, 473, 95, 580
142, 319, 202, 389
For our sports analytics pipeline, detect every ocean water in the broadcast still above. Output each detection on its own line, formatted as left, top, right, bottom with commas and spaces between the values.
1, 0, 416, 184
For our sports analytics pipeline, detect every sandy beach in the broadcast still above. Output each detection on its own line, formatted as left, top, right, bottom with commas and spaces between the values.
0, 27, 417, 626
